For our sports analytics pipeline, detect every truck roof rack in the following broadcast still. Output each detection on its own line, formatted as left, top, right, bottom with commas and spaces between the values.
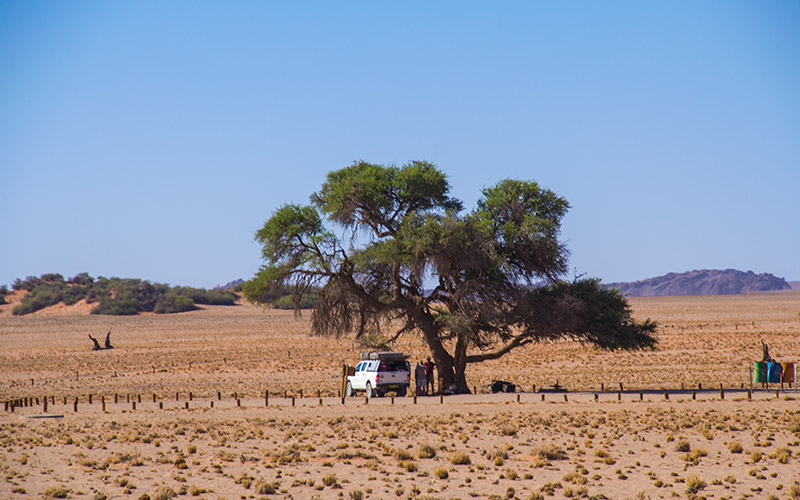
360, 351, 409, 360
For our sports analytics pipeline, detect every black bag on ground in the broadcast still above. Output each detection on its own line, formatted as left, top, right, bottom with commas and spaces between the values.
491, 380, 516, 393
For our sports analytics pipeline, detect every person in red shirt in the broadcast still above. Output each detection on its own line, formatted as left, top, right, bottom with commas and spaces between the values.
424, 357, 436, 395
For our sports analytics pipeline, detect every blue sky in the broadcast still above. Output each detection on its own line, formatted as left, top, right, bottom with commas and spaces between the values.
1, 1, 798, 289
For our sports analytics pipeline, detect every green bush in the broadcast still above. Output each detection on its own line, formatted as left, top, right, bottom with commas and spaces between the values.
62, 285, 89, 305
91, 297, 141, 316
12, 283, 65, 315
172, 287, 236, 306
154, 294, 197, 314
9, 273, 237, 316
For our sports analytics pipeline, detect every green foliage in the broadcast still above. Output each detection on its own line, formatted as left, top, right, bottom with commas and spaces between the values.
248, 160, 658, 392
154, 293, 197, 314
171, 287, 237, 306
13, 281, 65, 315
9, 273, 236, 316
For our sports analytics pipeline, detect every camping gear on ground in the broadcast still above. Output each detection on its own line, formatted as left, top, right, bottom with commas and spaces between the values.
491, 380, 516, 393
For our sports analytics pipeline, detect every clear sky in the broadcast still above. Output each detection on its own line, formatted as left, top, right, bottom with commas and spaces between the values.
1, 1, 798, 289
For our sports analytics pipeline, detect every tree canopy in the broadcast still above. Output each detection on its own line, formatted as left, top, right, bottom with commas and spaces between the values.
245, 161, 656, 393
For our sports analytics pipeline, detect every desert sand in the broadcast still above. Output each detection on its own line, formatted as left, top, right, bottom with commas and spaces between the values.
1, 292, 799, 499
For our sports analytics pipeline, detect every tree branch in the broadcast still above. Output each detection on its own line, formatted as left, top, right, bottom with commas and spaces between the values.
465, 334, 534, 363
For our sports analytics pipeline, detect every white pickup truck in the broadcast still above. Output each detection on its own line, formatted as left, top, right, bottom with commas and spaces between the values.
346, 351, 410, 398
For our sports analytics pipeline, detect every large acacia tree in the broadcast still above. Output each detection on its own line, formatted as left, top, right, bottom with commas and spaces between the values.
244, 161, 656, 393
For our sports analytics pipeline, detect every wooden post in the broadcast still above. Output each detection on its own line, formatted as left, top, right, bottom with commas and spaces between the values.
291, 397, 295, 407
189, 392, 193, 401
319, 398, 323, 406
341, 365, 348, 400
132, 401, 136, 410
102, 398, 106, 412
126, 394, 130, 403
692, 391, 696, 400
747, 390, 751, 400
563, 394, 568, 402
138, 394, 141, 403
440, 395, 443, 404
114, 394, 118, 404
516, 394, 520, 403
413, 395, 417, 404
365, 396, 368, 405
619, 382, 623, 392
664, 392, 669, 400
391, 396, 395, 405
617, 392, 621, 401
153, 393, 157, 403
541, 394, 545, 401
176, 392, 179, 402
299, 389, 303, 399
639, 392, 643, 401
237, 398, 242, 407
210, 401, 214, 408
89, 394, 93, 404
73, 398, 78, 412
265, 390, 269, 407
698, 383, 702, 391
601, 383, 604, 391
720, 389, 724, 400
159, 402, 163, 409
594, 394, 598, 402
218, 391, 222, 400
43, 398, 48, 412
185, 402, 189, 409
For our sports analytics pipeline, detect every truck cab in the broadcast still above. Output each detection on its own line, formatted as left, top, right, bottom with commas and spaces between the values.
346, 351, 410, 398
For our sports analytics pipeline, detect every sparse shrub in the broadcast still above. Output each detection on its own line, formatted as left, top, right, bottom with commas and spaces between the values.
537, 445, 567, 460
434, 466, 449, 479
254, 477, 278, 494
418, 444, 436, 459
685, 474, 706, 495
674, 440, 691, 452
728, 441, 743, 453
772, 447, 791, 464
152, 487, 176, 500
41, 486, 70, 499
349, 490, 364, 500
450, 451, 471, 465
322, 473, 338, 487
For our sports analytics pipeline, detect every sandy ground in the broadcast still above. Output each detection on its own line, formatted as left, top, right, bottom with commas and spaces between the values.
1, 292, 799, 499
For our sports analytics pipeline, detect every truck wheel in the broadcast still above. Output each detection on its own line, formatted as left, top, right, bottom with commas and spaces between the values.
365, 382, 374, 399
397, 387, 407, 397
345, 381, 353, 398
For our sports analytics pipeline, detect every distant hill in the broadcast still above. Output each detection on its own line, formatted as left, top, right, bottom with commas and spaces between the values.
605, 269, 792, 297
214, 278, 244, 290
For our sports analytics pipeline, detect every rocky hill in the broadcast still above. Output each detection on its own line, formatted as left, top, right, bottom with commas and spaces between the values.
605, 269, 791, 297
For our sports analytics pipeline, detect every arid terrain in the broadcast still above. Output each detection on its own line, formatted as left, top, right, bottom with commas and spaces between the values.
1, 292, 799, 499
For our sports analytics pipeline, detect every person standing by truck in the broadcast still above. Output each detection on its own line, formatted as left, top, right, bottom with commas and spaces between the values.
424, 357, 436, 395
415, 360, 427, 395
